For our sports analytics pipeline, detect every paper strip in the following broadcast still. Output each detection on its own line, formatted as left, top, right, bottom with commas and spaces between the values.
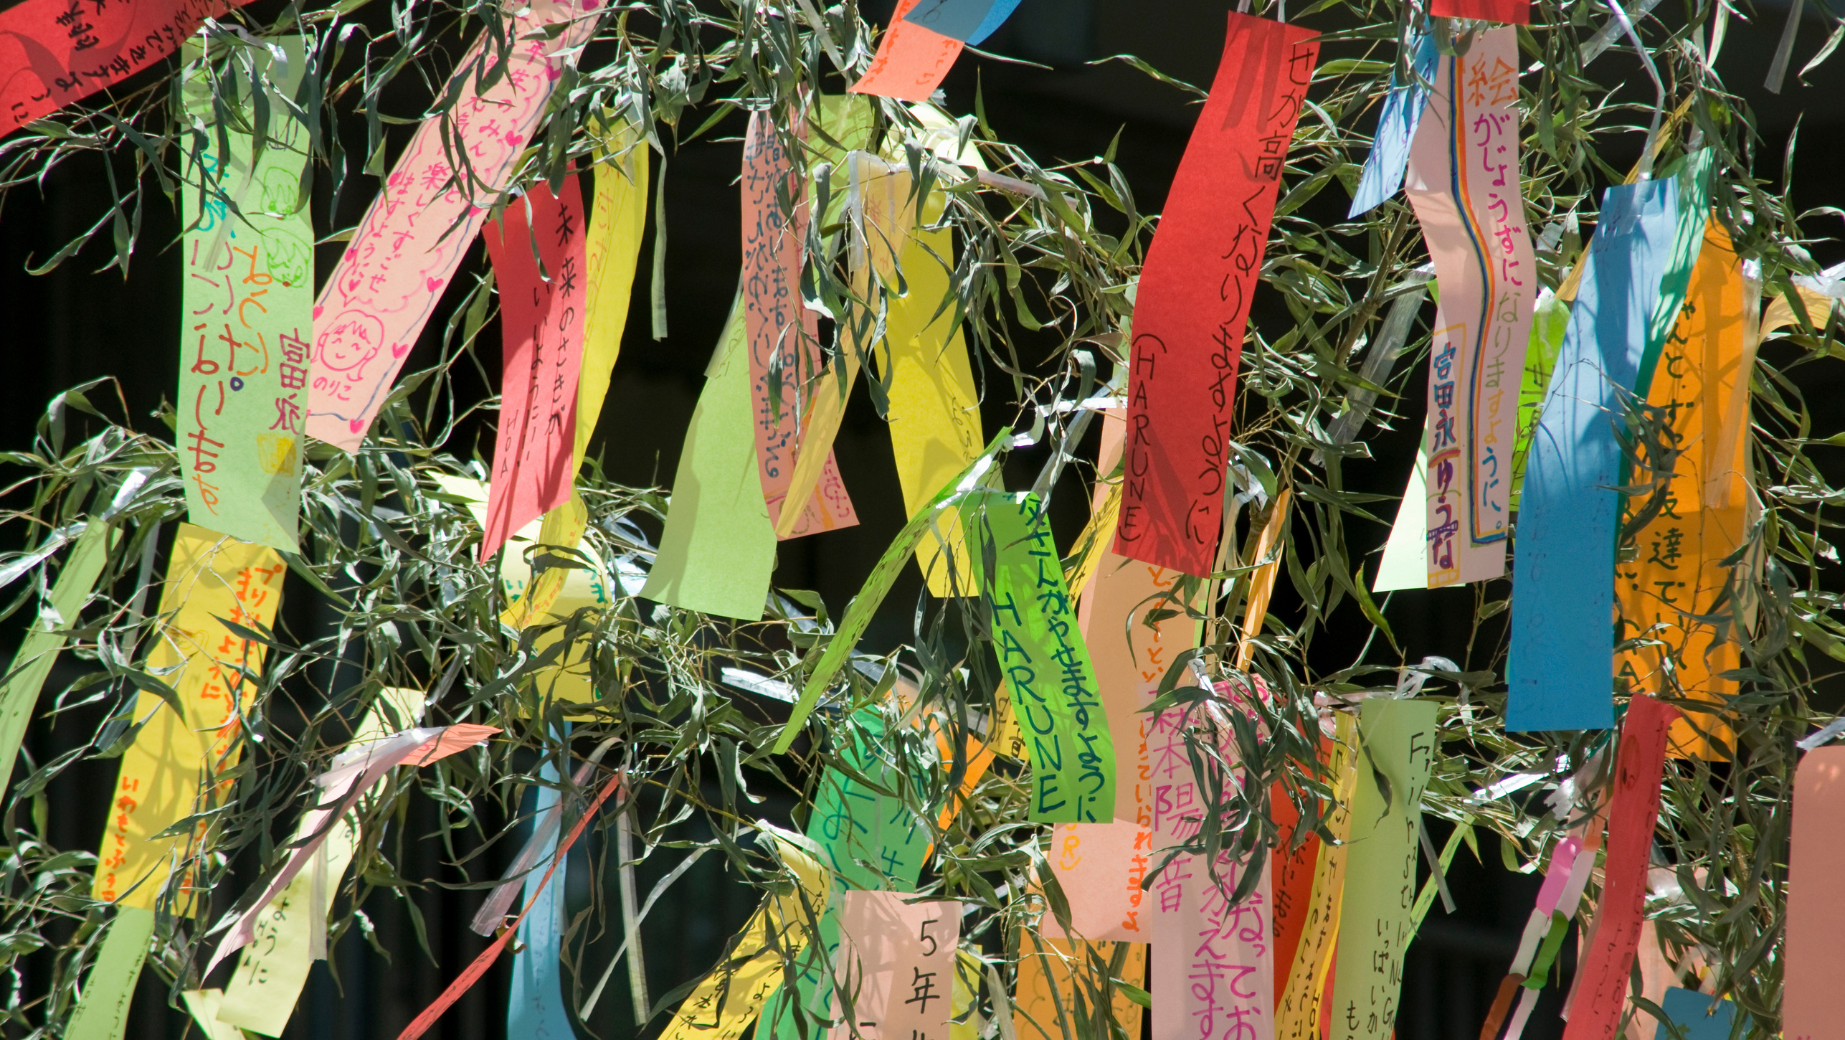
1507, 178, 1684, 733
1275, 711, 1358, 1040
1373, 447, 1428, 592
831, 892, 961, 1040
1327, 698, 1437, 1040
1347, 31, 1438, 219
1405, 28, 1535, 587
1560, 695, 1676, 1040
1014, 934, 1146, 1040
1115, 14, 1318, 577
743, 110, 859, 538
305, 0, 603, 451
178, 38, 310, 551
1508, 289, 1571, 510
478, 178, 588, 563
963, 489, 1116, 823
1614, 219, 1747, 759
509, 738, 575, 1040
1237, 488, 1292, 669
851, 0, 964, 103
0, 518, 113, 795
640, 295, 778, 621
93, 524, 285, 912
207, 722, 500, 976
1636, 152, 1717, 400
1785, 746, 1845, 1040
1268, 733, 1329, 1007
215, 687, 425, 1035
579, 121, 651, 471
180, 989, 243, 1040
0, 0, 253, 134
1654, 988, 1747, 1040
1428, 0, 1529, 25
902, 0, 1001, 40
65, 906, 155, 1040
1040, 819, 1148, 942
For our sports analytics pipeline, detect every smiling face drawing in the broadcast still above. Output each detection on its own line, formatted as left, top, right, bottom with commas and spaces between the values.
316, 311, 386, 378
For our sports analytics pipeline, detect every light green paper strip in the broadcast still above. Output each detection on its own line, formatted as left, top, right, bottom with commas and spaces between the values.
1373, 446, 1427, 593
961, 488, 1116, 823
769, 430, 1010, 754
641, 294, 779, 621
67, 906, 156, 1040
178, 38, 311, 551
1508, 288, 1570, 509
1327, 697, 1438, 1040
0, 519, 114, 796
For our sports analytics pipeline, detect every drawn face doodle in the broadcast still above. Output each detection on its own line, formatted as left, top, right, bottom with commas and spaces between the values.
317, 311, 386, 378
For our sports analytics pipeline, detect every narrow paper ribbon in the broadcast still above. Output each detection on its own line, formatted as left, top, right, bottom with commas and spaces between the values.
1785, 745, 1845, 1040
579, 119, 651, 471
1326, 699, 1437, 1040
508, 734, 576, 1040
1405, 27, 1536, 587
478, 177, 589, 564
177, 38, 310, 551
93, 524, 286, 912
1275, 711, 1357, 1040
1115, 14, 1318, 576
64, 906, 156, 1040
305, 0, 603, 451
1347, 31, 1438, 219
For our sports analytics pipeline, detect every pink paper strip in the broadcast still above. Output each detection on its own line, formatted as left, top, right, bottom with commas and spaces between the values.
740, 111, 857, 538
850, 0, 964, 103
1785, 746, 1845, 1040
1041, 819, 1148, 943
830, 891, 961, 1040
477, 178, 588, 563
0, 0, 253, 135
1533, 837, 1580, 916
1560, 696, 1676, 1040
305, 0, 603, 452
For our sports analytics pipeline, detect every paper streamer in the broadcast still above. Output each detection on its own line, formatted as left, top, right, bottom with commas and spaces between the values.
640, 295, 778, 621
478, 177, 589, 563
215, 687, 425, 1036
1268, 731, 1330, 1006
851, 0, 964, 103
0, 518, 113, 795
830, 892, 961, 1040
1327, 698, 1437, 1040
1115, 14, 1318, 577
962, 488, 1116, 823
1275, 711, 1358, 1040
1653, 988, 1747, 1040
1508, 289, 1571, 509
1148, 702, 1277, 1040
901, 0, 1016, 42
180, 989, 243, 1040
1040, 819, 1148, 942
1347, 31, 1438, 219
178, 38, 310, 551
1373, 446, 1428, 592
1560, 695, 1676, 1040
579, 120, 651, 470
509, 736, 575, 1040
0, 0, 255, 134
305, 0, 603, 451
206, 722, 500, 976
1015, 933, 1146, 1040
1614, 220, 1748, 759
1428, 0, 1529, 25
64, 906, 155, 1040
1405, 28, 1535, 587
1637, 153, 1718, 399
742, 110, 858, 538
1507, 178, 1684, 733
1780, 746, 1845, 1040
93, 524, 285, 912
1237, 489, 1292, 669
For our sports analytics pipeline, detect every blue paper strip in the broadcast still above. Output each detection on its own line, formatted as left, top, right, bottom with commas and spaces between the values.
1348, 31, 1438, 218
509, 735, 575, 1040
902, 0, 1022, 45
1507, 179, 1681, 732
1655, 987, 1748, 1040
966, 0, 1023, 44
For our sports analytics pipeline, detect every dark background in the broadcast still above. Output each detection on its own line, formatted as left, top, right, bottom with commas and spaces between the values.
4, 0, 1843, 1037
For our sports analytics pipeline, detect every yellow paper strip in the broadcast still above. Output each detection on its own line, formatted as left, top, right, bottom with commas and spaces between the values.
579, 119, 652, 473
93, 524, 285, 913
1275, 711, 1358, 1040
214, 687, 424, 1036
1235, 488, 1292, 670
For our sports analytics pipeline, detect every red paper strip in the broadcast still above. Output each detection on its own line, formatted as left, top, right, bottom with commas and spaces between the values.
479, 179, 588, 563
1114, 14, 1319, 576
1269, 736, 1327, 1005
1560, 695, 1676, 1040
1785, 747, 1845, 1040
740, 111, 857, 538
398, 769, 624, 1040
0, 0, 252, 134
850, 0, 963, 103
1428, 0, 1529, 24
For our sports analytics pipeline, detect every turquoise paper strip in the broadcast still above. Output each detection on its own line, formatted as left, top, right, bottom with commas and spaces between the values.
508, 731, 575, 1040
1347, 31, 1438, 218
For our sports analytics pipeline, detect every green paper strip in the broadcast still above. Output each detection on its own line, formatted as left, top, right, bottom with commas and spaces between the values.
0, 519, 113, 796
1327, 697, 1438, 1040
1521, 911, 1570, 988
640, 294, 779, 621
962, 488, 1115, 823
177, 38, 311, 551
769, 430, 1010, 755
1508, 289, 1570, 510
67, 907, 155, 1040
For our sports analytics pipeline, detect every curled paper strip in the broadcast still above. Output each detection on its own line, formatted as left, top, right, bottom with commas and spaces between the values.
205, 723, 499, 976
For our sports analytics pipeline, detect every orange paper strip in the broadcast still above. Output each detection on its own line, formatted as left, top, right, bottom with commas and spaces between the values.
850, 0, 964, 103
